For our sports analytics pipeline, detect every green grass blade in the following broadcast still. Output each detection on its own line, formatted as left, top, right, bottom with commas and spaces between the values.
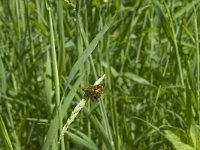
89, 115, 114, 150
65, 15, 116, 89
42, 77, 82, 150
123, 72, 153, 86
45, 50, 53, 110
48, 7, 64, 149
190, 125, 200, 150
67, 130, 98, 150
0, 56, 6, 93
57, 0, 65, 77
0, 115, 14, 150
153, 0, 174, 45
165, 130, 193, 150
193, 5, 200, 123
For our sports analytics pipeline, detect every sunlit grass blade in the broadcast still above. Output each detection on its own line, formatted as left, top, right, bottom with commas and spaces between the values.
190, 125, 200, 150
0, 115, 13, 150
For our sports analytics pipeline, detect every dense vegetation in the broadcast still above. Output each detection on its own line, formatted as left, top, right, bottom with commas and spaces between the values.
0, 0, 200, 149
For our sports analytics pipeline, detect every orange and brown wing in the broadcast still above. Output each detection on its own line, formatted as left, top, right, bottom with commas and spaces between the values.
83, 83, 105, 100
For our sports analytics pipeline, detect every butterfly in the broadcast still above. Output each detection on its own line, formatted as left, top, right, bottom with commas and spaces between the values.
83, 83, 105, 100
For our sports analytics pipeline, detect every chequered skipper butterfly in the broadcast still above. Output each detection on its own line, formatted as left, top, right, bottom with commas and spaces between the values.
83, 83, 105, 100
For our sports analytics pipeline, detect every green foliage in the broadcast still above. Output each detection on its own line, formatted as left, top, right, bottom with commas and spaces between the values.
0, 115, 13, 150
163, 125, 200, 150
165, 130, 193, 150
190, 125, 200, 150
0, 0, 200, 149
66, 130, 98, 150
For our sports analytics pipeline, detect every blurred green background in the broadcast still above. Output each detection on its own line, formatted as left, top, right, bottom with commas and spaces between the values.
0, 0, 200, 149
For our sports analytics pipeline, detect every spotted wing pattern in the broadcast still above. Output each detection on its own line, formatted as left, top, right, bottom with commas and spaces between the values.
83, 83, 105, 100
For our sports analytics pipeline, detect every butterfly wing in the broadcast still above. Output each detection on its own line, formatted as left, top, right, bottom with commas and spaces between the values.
83, 83, 105, 100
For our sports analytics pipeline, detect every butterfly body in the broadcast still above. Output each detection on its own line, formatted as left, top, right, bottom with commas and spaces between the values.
83, 83, 105, 100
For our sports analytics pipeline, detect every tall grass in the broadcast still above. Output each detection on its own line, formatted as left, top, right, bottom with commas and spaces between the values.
0, 0, 200, 149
